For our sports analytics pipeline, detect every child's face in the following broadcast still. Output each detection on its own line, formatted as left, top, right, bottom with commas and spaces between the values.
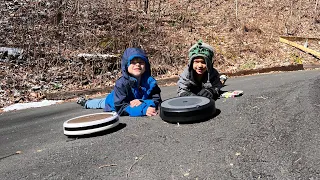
192, 57, 207, 75
128, 58, 146, 78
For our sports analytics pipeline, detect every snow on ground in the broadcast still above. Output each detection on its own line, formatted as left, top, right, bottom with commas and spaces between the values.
1, 100, 63, 112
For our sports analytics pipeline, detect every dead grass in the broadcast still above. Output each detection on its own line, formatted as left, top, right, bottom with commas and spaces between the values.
0, 0, 319, 107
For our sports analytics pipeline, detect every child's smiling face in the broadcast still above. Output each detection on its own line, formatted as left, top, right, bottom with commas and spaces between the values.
128, 57, 146, 78
192, 57, 207, 75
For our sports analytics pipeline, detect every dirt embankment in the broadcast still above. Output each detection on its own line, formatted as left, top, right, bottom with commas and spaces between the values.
0, 0, 319, 108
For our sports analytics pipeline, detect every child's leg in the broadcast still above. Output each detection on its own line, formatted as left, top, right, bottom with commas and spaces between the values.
85, 98, 105, 109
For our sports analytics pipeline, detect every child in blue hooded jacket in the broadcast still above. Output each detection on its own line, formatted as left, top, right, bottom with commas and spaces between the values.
78, 47, 161, 117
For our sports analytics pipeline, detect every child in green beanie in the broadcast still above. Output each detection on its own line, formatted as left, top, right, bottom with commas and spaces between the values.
177, 40, 225, 100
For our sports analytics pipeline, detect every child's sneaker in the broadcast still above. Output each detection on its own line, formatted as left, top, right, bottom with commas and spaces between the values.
76, 96, 87, 107
220, 75, 228, 85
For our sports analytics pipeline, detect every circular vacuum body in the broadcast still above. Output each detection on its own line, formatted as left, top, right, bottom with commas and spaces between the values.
63, 112, 119, 136
160, 96, 216, 123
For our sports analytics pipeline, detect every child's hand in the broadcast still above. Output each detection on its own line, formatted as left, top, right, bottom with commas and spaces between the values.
146, 107, 157, 116
198, 89, 214, 99
130, 99, 142, 107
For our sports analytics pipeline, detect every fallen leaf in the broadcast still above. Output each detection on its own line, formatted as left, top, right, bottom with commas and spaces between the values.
183, 172, 190, 177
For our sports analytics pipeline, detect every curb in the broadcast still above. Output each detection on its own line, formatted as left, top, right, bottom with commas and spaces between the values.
44, 64, 319, 100
221, 64, 304, 77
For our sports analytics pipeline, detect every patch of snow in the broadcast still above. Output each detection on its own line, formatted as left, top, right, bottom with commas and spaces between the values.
77, 53, 118, 58
2, 100, 62, 112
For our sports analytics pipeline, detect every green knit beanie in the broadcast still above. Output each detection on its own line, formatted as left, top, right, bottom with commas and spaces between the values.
188, 40, 214, 63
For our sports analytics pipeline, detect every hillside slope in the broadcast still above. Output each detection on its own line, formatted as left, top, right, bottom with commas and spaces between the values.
0, 0, 319, 108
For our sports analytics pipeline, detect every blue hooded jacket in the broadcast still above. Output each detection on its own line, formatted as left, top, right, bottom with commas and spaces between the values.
104, 48, 162, 116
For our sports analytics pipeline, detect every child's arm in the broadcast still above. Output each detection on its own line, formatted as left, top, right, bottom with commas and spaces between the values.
146, 84, 161, 108
209, 68, 223, 93
130, 99, 142, 107
197, 68, 222, 99
112, 84, 148, 116
124, 100, 156, 117
124, 83, 161, 117
113, 87, 150, 116
112, 81, 130, 115
113, 77, 161, 116
197, 88, 219, 99
177, 72, 197, 96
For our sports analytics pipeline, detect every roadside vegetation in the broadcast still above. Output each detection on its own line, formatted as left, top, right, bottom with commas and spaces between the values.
0, 0, 319, 108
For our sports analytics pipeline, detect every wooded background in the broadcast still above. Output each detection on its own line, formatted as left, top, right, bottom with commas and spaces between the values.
0, 0, 319, 107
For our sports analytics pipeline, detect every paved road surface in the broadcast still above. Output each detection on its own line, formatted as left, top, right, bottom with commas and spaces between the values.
0, 69, 319, 179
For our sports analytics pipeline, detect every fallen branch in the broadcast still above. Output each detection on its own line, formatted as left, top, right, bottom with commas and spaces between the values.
0, 151, 22, 161
279, 36, 320, 59
99, 164, 117, 168
280, 36, 320, 41
126, 154, 147, 179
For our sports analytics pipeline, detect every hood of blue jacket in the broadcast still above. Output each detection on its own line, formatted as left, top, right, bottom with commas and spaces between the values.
121, 48, 151, 84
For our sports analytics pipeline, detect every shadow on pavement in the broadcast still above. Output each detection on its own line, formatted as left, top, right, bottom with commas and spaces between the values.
178, 109, 221, 125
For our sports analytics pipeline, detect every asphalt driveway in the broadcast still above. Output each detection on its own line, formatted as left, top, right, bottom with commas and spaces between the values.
0, 69, 319, 180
